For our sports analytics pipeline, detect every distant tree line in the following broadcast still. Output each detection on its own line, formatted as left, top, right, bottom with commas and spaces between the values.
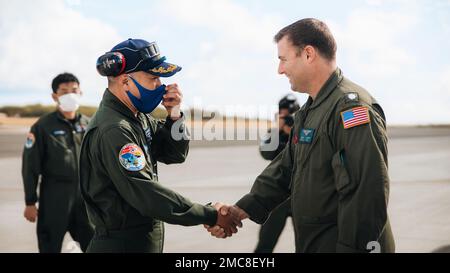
0, 104, 254, 121
0, 104, 98, 117
0, 104, 176, 119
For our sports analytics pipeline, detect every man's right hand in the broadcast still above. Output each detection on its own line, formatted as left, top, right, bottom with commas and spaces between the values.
24, 205, 38, 223
205, 203, 249, 238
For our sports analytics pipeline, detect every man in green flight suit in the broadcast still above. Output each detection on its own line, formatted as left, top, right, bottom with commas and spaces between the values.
79, 38, 238, 253
207, 18, 395, 253
22, 72, 93, 252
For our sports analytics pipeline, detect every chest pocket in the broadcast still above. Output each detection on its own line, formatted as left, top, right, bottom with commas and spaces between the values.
331, 150, 352, 198
45, 129, 77, 178
49, 130, 72, 150
296, 111, 331, 169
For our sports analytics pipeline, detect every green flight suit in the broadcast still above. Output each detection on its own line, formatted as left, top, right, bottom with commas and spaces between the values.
236, 68, 395, 253
256, 130, 292, 253
22, 111, 94, 253
79, 89, 218, 253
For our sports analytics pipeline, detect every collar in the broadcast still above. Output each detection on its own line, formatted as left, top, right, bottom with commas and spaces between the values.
101, 88, 140, 122
55, 110, 82, 123
308, 67, 344, 110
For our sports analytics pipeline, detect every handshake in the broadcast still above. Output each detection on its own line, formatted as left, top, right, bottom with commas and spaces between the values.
205, 203, 249, 238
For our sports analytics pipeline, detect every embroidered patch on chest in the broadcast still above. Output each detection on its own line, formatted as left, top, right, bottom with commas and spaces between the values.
144, 128, 152, 143
299, 128, 315, 144
75, 124, 85, 133
52, 130, 66, 136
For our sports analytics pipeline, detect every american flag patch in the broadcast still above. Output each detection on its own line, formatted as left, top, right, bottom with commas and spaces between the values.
341, 106, 370, 129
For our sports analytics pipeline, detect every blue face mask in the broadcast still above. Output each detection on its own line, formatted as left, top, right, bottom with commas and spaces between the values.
126, 76, 166, 113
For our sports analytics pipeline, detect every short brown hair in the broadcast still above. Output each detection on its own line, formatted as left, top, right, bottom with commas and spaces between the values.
274, 18, 337, 61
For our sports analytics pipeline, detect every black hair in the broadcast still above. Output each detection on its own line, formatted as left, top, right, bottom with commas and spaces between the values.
279, 95, 300, 114
51, 72, 80, 93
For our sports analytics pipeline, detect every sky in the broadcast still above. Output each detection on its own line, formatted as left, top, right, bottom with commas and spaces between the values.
0, 0, 449, 125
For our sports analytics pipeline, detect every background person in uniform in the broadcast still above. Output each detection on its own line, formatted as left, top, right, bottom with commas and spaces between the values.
79, 39, 240, 253
22, 73, 94, 253
259, 95, 299, 161
255, 94, 299, 253
207, 18, 395, 253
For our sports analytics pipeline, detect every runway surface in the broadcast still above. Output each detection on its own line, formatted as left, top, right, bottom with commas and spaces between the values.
1, 125, 449, 252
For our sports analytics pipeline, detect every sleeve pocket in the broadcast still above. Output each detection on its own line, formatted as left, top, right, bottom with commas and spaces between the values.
332, 150, 352, 197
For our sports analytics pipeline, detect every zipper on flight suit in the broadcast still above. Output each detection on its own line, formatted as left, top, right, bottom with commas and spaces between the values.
137, 114, 158, 180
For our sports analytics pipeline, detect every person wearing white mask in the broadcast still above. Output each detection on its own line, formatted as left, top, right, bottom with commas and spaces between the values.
22, 72, 93, 252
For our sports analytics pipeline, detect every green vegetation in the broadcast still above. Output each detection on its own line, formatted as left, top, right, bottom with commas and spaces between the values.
0, 104, 169, 119
0, 104, 98, 117
0, 105, 257, 121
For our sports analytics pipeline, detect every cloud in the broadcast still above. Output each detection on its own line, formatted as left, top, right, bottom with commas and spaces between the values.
386, 67, 450, 125
326, 3, 450, 124
0, 0, 121, 105
425, 68, 450, 123
161, 0, 280, 53
330, 8, 418, 78
141, 0, 449, 123
150, 0, 294, 117
0, 0, 447, 124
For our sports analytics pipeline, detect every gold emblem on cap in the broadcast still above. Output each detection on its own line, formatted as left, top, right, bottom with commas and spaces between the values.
150, 64, 178, 74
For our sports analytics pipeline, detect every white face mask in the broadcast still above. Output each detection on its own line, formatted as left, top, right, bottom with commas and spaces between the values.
58, 93, 81, 112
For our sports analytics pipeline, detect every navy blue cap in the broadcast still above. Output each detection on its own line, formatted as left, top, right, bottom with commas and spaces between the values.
111, 38, 181, 77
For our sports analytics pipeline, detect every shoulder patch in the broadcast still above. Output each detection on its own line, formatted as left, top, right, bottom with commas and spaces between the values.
119, 143, 146, 171
25, 133, 35, 149
341, 106, 370, 129
345, 92, 359, 103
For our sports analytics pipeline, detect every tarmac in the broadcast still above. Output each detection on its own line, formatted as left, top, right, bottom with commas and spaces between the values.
0, 125, 449, 253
